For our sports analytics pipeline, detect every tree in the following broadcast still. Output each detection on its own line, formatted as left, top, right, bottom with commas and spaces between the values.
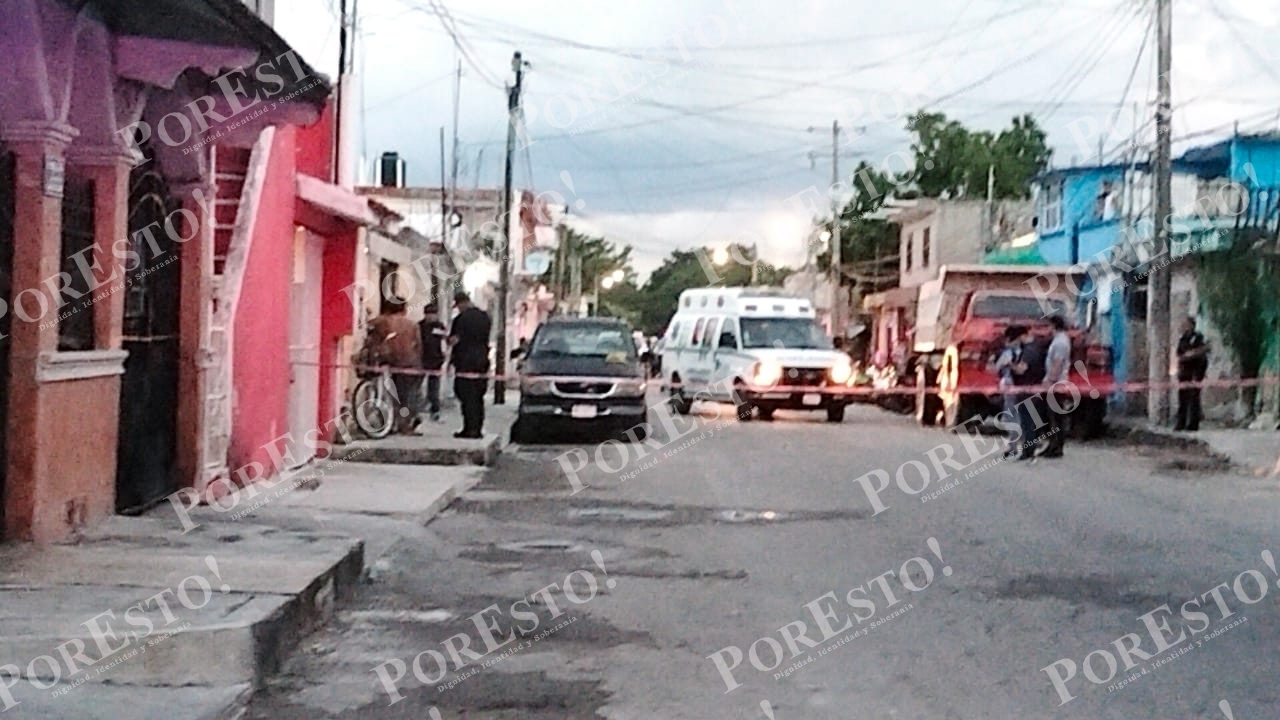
541, 227, 633, 303
906, 112, 1051, 200
814, 161, 900, 293
1197, 230, 1280, 419
614, 245, 768, 334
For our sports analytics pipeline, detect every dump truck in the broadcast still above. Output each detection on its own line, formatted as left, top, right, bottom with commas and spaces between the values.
905, 264, 1112, 437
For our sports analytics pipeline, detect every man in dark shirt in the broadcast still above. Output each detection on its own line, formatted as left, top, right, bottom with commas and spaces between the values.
448, 291, 492, 439
1010, 327, 1049, 460
419, 304, 447, 422
1174, 316, 1210, 431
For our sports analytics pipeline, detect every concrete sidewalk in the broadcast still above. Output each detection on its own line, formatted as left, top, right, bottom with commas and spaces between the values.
0, 515, 362, 719
1113, 418, 1279, 476
0, 458, 486, 718
331, 395, 519, 466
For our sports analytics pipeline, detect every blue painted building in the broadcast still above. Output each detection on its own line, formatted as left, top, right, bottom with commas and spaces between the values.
994, 132, 1280, 414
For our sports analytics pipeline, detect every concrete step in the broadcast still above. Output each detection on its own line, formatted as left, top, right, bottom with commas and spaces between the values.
0, 517, 362, 691
2, 681, 252, 720
331, 434, 501, 466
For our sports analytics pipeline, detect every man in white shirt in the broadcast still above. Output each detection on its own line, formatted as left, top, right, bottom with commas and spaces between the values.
1041, 315, 1072, 458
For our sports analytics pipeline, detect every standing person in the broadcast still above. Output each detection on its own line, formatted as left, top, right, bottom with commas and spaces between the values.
1041, 315, 1073, 458
365, 296, 422, 434
448, 291, 492, 439
1010, 326, 1048, 460
995, 326, 1025, 459
1174, 316, 1210, 431
418, 304, 447, 423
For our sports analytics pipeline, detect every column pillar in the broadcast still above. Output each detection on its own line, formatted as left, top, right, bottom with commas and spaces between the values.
2, 121, 77, 540
67, 145, 138, 350
172, 175, 216, 496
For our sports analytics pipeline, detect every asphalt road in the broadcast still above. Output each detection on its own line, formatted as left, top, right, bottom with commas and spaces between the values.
245, 396, 1280, 719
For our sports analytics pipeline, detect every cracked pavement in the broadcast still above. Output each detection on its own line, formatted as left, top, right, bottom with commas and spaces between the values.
245, 400, 1280, 719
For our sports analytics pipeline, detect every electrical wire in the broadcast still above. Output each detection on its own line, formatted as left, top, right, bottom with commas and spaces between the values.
1097, 3, 1154, 156
1205, 0, 1280, 85
1035, 2, 1142, 120
364, 69, 455, 111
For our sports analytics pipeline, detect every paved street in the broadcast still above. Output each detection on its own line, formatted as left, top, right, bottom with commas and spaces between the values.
246, 396, 1280, 719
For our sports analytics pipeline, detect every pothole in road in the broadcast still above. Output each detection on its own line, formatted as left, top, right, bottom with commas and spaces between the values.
343, 609, 455, 624
566, 507, 674, 522
498, 539, 583, 553
985, 574, 1175, 611
716, 510, 786, 523
454, 498, 866, 526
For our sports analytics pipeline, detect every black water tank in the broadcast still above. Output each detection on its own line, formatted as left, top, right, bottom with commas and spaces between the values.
379, 152, 404, 187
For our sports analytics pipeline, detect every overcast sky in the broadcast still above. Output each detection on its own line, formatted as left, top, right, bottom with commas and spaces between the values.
274, 0, 1280, 278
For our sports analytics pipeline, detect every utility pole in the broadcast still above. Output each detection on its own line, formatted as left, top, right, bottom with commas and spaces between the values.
439, 126, 448, 248
494, 50, 525, 404
555, 213, 569, 311
450, 59, 461, 249
335, 0, 347, 182
830, 120, 843, 340
1147, 0, 1172, 424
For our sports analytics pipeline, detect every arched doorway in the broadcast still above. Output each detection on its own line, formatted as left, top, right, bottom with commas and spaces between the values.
115, 146, 182, 514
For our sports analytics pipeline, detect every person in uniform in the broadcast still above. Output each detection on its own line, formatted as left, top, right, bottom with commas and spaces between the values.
1174, 316, 1210, 432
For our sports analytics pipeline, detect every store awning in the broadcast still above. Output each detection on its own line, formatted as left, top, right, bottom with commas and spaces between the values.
984, 243, 1047, 265
296, 173, 377, 233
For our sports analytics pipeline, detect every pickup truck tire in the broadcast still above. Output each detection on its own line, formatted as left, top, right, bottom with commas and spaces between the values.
757, 406, 776, 421
510, 416, 533, 445
945, 394, 982, 430
827, 404, 846, 423
915, 366, 941, 427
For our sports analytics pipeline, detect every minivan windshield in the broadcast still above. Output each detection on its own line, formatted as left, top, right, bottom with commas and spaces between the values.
529, 324, 637, 359
740, 318, 832, 350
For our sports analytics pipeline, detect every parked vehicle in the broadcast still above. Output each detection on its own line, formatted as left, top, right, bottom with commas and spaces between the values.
904, 265, 1112, 437
511, 317, 650, 443
660, 287, 856, 422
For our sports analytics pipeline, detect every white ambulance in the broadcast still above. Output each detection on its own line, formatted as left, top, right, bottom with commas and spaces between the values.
659, 288, 855, 422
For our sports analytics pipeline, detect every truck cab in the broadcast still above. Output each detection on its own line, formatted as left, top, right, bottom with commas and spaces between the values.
911, 265, 1113, 436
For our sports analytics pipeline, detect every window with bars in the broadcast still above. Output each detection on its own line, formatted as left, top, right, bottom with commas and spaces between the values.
58, 175, 96, 351
1040, 182, 1063, 230
922, 227, 932, 268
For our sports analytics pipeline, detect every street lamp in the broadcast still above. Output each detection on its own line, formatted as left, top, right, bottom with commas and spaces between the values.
593, 270, 625, 316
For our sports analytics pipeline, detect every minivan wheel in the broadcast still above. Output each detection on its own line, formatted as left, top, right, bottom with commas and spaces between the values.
733, 381, 753, 421
669, 375, 693, 415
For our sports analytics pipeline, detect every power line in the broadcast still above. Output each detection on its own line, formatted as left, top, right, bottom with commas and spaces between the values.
364, 69, 455, 111
1205, 0, 1280, 85
1099, 4, 1154, 154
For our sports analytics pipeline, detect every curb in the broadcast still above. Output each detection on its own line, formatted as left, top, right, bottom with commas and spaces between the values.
422, 471, 485, 524
0, 541, 363, 709
330, 436, 500, 467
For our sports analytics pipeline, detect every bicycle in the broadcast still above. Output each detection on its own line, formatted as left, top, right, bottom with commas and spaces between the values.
350, 338, 400, 439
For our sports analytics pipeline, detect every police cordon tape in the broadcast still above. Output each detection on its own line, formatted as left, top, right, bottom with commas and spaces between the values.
292, 360, 1280, 397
